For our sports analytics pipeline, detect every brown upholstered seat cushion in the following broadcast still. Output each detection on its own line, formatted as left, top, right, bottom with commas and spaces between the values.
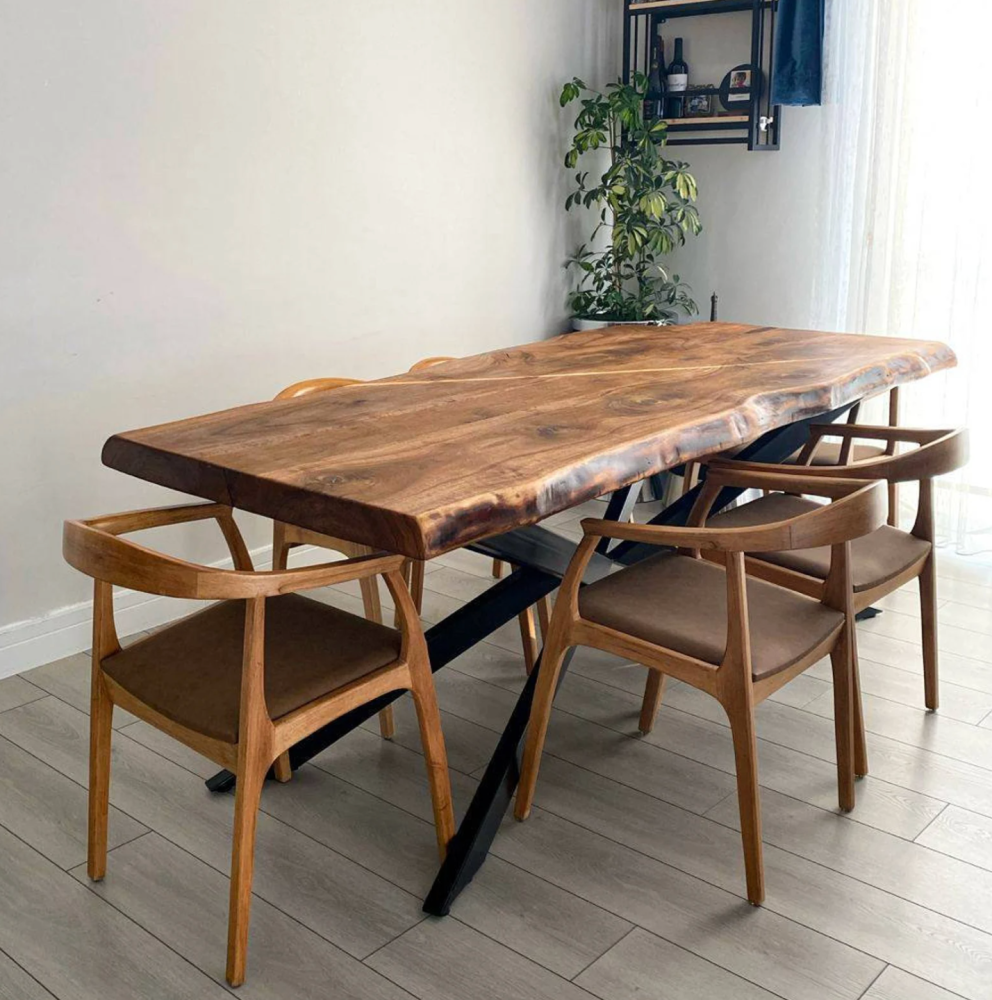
786, 441, 887, 466
102, 594, 402, 743
578, 552, 844, 680
707, 493, 931, 592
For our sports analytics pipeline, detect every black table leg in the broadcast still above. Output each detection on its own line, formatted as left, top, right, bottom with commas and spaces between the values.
423, 646, 575, 916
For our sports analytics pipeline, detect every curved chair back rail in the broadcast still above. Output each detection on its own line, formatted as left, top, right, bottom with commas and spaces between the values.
408, 356, 455, 372
274, 376, 363, 399
63, 504, 403, 602
727, 426, 968, 484
581, 474, 887, 555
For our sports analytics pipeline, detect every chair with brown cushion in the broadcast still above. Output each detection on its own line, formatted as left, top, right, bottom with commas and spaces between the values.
704, 426, 968, 712
63, 503, 454, 987
406, 356, 553, 674
271, 376, 396, 744
514, 467, 887, 905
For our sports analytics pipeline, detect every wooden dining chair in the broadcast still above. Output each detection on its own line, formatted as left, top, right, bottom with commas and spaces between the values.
406, 355, 553, 674
679, 389, 901, 517
63, 502, 454, 987
514, 468, 887, 905
271, 376, 396, 745
702, 426, 968, 712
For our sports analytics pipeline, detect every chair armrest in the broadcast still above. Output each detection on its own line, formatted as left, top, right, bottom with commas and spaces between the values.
806, 424, 948, 446
260, 551, 406, 597
85, 503, 233, 536
581, 476, 885, 553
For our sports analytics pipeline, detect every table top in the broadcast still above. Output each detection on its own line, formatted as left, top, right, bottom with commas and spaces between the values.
102, 322, 956, 559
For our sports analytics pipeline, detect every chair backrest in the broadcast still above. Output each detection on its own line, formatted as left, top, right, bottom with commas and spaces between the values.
63, 504, 403, 601
275, 377, 362, 400
795, 427, 968, 484
409, 356, 455, 372
687, 468, 889, 554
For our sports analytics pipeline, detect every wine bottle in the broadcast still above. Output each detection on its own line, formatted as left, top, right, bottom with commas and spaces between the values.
643, 31, 667, 121
665, 37, 688, 118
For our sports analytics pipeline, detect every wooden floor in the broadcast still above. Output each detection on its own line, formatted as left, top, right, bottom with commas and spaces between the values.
2, 498, 991, 999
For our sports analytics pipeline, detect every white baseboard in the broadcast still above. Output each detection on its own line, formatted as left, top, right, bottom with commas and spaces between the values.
0, 543, 283, 681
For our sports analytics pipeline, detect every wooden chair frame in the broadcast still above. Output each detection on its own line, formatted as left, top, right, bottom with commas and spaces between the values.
710, 426, 968, 710
63, 502, 454, 987
514, 471, 887, 905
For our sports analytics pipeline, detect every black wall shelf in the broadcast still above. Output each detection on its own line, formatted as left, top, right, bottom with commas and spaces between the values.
623, 0, 781, 151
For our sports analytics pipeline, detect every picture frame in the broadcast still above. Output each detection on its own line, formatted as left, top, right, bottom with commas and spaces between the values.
685, 88, 713, 117
718, 63, 758, 114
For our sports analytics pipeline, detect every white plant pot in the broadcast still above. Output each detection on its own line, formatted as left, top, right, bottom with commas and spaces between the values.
571, 317, 655, 333
570, 317, 688, 332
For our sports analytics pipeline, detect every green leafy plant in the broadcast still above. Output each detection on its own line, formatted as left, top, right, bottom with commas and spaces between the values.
561, 75, 701, 323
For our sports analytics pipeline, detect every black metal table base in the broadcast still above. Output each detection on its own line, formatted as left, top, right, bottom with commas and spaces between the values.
205, 403, 857, 914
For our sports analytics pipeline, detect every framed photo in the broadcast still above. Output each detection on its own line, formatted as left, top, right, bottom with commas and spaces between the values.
719, 63, 757, 113
729, 69, 751, 93
685, 89, 713, 117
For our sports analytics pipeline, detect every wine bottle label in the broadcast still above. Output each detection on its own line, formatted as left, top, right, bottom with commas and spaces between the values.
667, 74, 687, 92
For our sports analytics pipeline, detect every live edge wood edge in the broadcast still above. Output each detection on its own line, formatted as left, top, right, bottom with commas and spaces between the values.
100, 323, 956, 561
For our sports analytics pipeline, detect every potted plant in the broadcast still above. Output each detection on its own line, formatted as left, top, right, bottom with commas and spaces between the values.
560, 75, 702, 330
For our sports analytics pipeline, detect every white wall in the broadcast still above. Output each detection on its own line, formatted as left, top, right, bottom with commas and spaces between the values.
0, 0, 619, 664
658, 11, 829, 329
670, 108, 827, 329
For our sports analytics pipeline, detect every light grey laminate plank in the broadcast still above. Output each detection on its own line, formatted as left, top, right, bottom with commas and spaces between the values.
0, 697, 425, 960
22, 652, 138, 728
806, 654, 992, 724
0, 950, 56, 1000
864, 966, 967, 1000
707, 784, 992, 937
915, 805, 992, 870
575, 927, 779, 1000
523, 754, 992, 1000
496, 807, 882, 1000
0, 732, 146, 869
856, 630, 992, 697
367, 916, 592, 1000
0, 824, 229, 1000
538, 670, 943, 840
72, 833, 413, 999
315, 729, 633, 979
805, 686, 992, 771
0, 675, 45, 714
117, 720, 230, 779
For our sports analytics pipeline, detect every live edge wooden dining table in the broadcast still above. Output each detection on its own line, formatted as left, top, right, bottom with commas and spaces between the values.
101, 321, 956, 914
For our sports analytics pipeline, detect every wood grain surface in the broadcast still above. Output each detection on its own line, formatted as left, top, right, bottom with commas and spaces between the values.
101, 323, 955, 559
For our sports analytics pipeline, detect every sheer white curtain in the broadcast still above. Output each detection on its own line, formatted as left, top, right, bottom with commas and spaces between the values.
812, 0, 992, 555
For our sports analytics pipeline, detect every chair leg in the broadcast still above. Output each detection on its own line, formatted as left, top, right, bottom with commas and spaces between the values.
272, 752, 292, 783
226, 757, 267, 987
515, 632, 571, 821
851, 627, 869, 777
410, 560, 425, 615
408, 654, 455, 859
358, 572, 394, 737
920, 553, 939, 711
536, 596, 552, 643
271, 523, 291, 571
518, 608, 539, 675
88, 671, 114, 881
492, 559, 504, 579
727, 703, 765, 905
638, 671, 666, 735
829, 642, 856, 812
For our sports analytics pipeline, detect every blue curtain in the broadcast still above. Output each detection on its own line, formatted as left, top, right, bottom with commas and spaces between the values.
771, 0, 825, 106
